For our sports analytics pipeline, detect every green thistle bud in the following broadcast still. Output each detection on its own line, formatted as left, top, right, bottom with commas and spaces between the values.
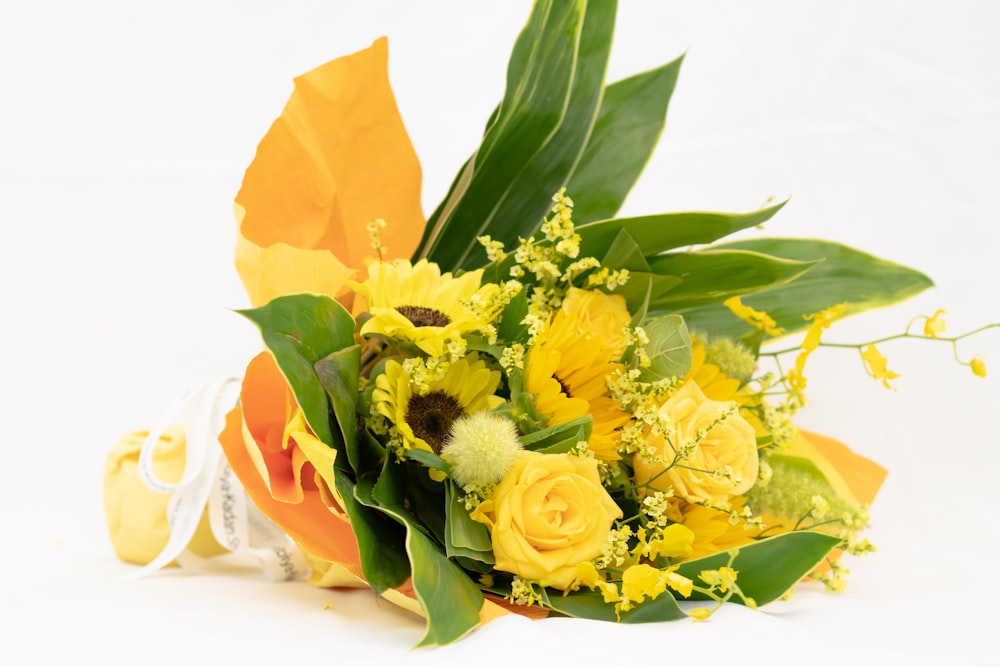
441, 412, 522, 487
704, 337, 757, 384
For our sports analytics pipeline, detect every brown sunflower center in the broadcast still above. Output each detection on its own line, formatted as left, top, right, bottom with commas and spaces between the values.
407, 390, 465, 453
397, 305, 451, 328
554, 373, 572, 398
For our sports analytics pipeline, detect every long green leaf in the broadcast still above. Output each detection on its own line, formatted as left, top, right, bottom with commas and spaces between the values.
567, 56, 684, 224
647, 249, 818, 312
675, 531, 842, 606
360, 469, 484, 647
314, 346, 362, 471
238, 294, 355, 447
416, 0, 617, 271
601, 227, 652, 272
520, 415, 592, 453
613, 271, 683, 321
333, 469, 410, 595
576, 202, 787, 260
541, 588, 687, 622
678, 238, 935, 338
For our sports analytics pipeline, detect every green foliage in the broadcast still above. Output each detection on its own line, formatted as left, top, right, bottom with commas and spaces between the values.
575, 202, 787, 259
679, 238, 934, 338
567, 56, 684, 224
637, 314, 692, 382
647, 249, 818, 313
675, 531, 842, 606
314, 346, 363, 470
445, 481, 495, 570
520, 415, 593, 453
238, 294, 356, 448
541, 588, 688, 622
416, 0, 616, 271
366, 463, 485, 647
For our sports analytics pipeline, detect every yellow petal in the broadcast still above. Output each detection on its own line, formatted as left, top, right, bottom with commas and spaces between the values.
923, 309, 947, 338
234, 37, 425, 305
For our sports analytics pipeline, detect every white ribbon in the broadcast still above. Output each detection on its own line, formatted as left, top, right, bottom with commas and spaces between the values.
132, 376, 308, 582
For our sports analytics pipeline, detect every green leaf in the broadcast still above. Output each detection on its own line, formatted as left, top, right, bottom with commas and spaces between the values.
405, 518, 485, 647
678, 238, 935, 338
675, 531, 842, 606
416, 0, 617, 271
541, 588, 687, 623
314, 346, 362, 471
612, 271, 683, 323
406, 448, 451, 475
520, 415, 592, 453
567, 56, 685, 224
637, 314, 692, 382
601, 227, 651, 272
647, 249, 818, 312
359, 470, 484, 647
576, 202, 787, 260
333, 469, 409, 595
238, 294, 355, 447
444, 481, 495, 569
497, 287, 530, 345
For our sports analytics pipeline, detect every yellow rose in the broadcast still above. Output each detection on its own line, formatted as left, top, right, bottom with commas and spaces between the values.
558, 287, 631, 360
634, 380, 758, 504
473, 451, 622, 590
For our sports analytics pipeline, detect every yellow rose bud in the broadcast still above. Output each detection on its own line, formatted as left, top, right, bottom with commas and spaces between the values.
472, 451, 622, 590
634, 381, 759, 504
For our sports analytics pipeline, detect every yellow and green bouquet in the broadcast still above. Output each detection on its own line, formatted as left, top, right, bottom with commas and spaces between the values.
104, 0, 994, 647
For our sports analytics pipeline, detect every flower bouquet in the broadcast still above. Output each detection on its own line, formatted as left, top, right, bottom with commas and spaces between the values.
103, 0, 995, 647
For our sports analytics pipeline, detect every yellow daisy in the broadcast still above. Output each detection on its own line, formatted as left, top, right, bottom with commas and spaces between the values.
525, 301, 631, 462
372, 355, 504, 455
357, 259, 496, 357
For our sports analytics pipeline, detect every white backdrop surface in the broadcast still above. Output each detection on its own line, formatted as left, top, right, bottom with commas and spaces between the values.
2, 1, 999, 664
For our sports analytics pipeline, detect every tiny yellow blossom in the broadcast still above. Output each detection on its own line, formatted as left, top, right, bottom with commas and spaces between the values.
970, 356, 987, 378
689, 607, 712, 621
596, 580, 620, 604
860, 344, 900, 389
724, 297, 784, 336
788, 303, 847, 396
923, 309, 947, 338
801, 303, 847, 353
366, 218, 387, 257
621, 564, 667, 605
663, 570, 693, 598
567, 561, 601, 591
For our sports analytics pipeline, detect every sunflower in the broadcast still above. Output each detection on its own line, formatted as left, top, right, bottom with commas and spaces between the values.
525, 295, 631, 461
676, 501, 755, 559
686, 343, 741, 402
356, 259, 496, 357
372, 355, 504, 456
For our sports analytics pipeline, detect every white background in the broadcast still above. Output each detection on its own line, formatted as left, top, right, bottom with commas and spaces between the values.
2, 1, 999, 664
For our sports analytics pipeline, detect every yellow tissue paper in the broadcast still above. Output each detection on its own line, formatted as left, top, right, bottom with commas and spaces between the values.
103, 424, 226, 565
